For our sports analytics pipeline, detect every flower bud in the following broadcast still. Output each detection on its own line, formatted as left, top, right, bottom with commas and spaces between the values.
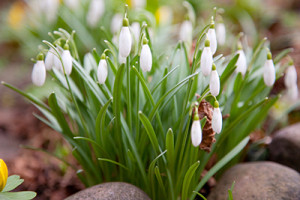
97, 54, 108, 84
86, 0, 105, 27
0, 159, 8, 192
131, 0, 146, 9
140, 37, 152, 72
263, 51, 275, 87
210, 64, 220, 96
235, 44, 247, 76
287, 84, 298, 101
207, 21, 217, 55
44, 0, 59, 23
179, 20, 193, 44
119, 53, 126, 64
284, 63, 297, 89
32, 54, 46, 86
212, 101, 222, 134
61, 44, 73, 75
191, 110, 202, 147
119, 18, 132, 57
64, 0, 79, 10
216, 22, 226, 46
201, 39, 213, 76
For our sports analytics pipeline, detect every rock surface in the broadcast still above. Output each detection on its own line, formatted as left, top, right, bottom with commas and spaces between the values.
208, 162, 300, 200
65, 182, 151, 200
269, 123, 300, 172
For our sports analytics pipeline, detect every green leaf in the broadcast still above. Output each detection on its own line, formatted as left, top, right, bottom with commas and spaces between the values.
98, 158, 128, 170
155, 166, 167, 198
182, 161, 200, 200
228, 181, 235, 200
2, 176, 24, 192
166, 129, 175, 169
193, 191, 207, 200
190, 137, 249, 200
0, 192, 36, 200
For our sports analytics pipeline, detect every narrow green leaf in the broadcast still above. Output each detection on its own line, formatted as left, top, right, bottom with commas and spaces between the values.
155, 166, 167, 198
166, 128, 174, 169
98, 158, 128, 170
182, 161, 200, 200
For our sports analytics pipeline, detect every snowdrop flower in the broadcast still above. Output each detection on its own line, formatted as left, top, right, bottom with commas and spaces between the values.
179, 20, 193, 45
210, 64, 220, 96
119, 53, 126, 64
119, 17, 132, 57
64, 0, 80, 10
191, 106, 202, 147
44, 0, 59, 23
53, 46, 63, 71
97, 53, 108, 84
207, 20, 217, 55
212, 100, 222, 134
131, 22, 141, 44
131, 0, 146, 9
86, 0, 105, 27
140, 37, 152, 72
201, 39, 213, 76
284, 61, 297, 89
235, 43, 247, 76
61, 44, 73, 75
45, 47, 55, 70
287, 84, 298, 101
263, 51, 276, 87
32, 53, 46, 86
216, 21, 226, 46
111, 13, 123, 34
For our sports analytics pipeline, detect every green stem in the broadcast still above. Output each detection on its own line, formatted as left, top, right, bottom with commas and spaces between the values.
127, 56, 132, 131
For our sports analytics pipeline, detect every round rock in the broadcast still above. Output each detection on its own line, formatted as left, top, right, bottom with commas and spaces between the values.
65, 182, 151, 200
269, 123, 300, 172
208, 162, 300, 200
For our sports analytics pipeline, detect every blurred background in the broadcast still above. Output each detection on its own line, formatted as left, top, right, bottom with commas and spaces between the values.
0, 0, 299, 199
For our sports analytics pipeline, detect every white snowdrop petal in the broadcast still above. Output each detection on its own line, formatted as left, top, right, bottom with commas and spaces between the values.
87, 0, 105, 27
45, 0, 59, 23
53, 48, 63, 71
119, 54, 126, 64
236, 50, 247, 76
263, 59, 276, 87
111, 14, 123, 34
131, 22, 141, 43
32, 61, 46, 86
64, 0, 79, 10
119, 27, 132, 57
191, 120, 202, 147
210, 70, 220, 96
132, 0, 146, 9
97, 59, 108, 84
287, 84, 298, 101
284, 65, 297, 88
45, 48, 55, 71
201, 47, 213, 76
62, 50, 73, 75
207, 28, 217, 55
216, 23, 226, 46
179, 20, 193, 44
212, 107, 222, 134
140, 44, 152, 72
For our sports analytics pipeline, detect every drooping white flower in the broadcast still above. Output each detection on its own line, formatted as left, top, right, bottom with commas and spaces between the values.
97, 54, 108, 84
32, 54, 46, 87
111, 14, 123, 34
212, 101, 222, 134
61, 44, 73, 75
44, 0, 59, 23
119, 17, 132, 57
131, 0, 146, 9
131, 22, 141, 44
263, 52, 276, 87
140, 37, 152, 72
64, 0, 80, 10
287, 84, 298, 101
207, 22, 217, 55
179, 20, 193, 44
235, 45, 247, 76
210, 64, 220, 96
216, 22, 226, 46
201, 39, 213, 76
45, 47, 55, 71
86, 0, 105, 27
191, 110, 202, 147
53, 47, 63, 71
119, 53, 126, 64
284, 63, 297, 89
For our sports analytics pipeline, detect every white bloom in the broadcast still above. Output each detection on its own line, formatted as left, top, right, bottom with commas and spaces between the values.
45, 48, 55, 70
97, 58, 108, 84
119, 24, 132, 57
284, 65, 297, 88
287, 84, 298, 101
61, 50, 73, 75
216, 22, 226, 46
32, 60, 46, 86
119, 53, 126, 64
64, 0, 80, 10
191, 120, 202, 147
44, 0, 59, 23
132, 0, 146, 9
140, 44, 152, 72
111, 14, 123, 34
212, 106, 222, 134
263, 55, 275, 87
207, 26, 217, 55
201, 40, 213, 76
131, 22, 141, 44
235, 49, 247, 76
179, 20, 193, 44
210, 66, 220, 96
86, 0, 105, 27
53, 48, 63, 71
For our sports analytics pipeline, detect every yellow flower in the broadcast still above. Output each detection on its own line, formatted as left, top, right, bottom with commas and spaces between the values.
7, 1, 26, 29
0, 159, 8, 192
